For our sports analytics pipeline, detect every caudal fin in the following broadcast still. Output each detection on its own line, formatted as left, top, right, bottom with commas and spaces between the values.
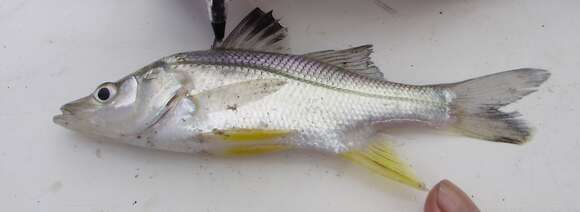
447, 68, 550, 144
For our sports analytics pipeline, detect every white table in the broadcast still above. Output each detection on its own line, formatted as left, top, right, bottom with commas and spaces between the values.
1, 0, 578, 211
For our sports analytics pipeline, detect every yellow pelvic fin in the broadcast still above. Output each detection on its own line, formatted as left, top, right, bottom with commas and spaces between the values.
201, 129, 291, 156
209, 129, 291, 142
341, 142, 427, 191
225, 144, 289, 156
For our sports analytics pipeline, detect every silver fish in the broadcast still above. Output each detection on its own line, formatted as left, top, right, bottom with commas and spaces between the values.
53, 8, 549, 190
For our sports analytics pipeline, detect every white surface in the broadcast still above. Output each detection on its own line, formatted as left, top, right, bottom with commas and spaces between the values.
1, 0, 579, 211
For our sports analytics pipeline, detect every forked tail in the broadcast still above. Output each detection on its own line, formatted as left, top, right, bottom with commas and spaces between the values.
446, 68, 550, 144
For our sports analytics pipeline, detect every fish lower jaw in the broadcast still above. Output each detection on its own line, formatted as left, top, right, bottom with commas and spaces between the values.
53, 114, 69, 127
53, 106, 75, 126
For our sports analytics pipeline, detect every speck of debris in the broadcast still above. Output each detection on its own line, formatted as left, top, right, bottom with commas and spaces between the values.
146, 139, 155, 147
132, 200, 138, 206
36, 200, 40, 204
134, 174, 139, 178
410, 64, 414, 67
136, 135, 142, 139
541, 24, 545, 28
226, 104, 238, 111
439, 11, 443, 15
95, 149, 102, 159
471, 194, 475, 198
501, 198, 505, 201
371, 0, 397, 14
2, 45, 6, 48
212, 129, 225, 135
49, 181, 63, 192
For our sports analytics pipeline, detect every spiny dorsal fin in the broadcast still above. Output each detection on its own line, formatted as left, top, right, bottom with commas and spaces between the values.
214, 8, 289, 53
304, 45, 385, 80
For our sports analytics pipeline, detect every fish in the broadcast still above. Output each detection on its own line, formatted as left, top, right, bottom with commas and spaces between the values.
53, 8, 550, 190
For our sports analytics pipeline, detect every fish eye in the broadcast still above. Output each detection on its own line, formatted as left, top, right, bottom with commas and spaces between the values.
94, 83, 117, 103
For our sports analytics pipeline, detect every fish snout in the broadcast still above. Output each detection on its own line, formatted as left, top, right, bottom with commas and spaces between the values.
53, 96, 90, 126
53, 105, 74, 126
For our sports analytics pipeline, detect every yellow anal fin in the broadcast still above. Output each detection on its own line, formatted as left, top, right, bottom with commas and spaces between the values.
341, 142, 427, 191
225, 144, 289, 156
208, 129, 291, 142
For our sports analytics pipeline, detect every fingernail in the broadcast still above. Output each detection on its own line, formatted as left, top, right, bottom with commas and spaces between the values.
436, 180, 480, 212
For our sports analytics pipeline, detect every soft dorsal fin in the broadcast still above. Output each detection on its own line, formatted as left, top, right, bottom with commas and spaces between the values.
214, 8, 288, 53
304, 45, 385, 80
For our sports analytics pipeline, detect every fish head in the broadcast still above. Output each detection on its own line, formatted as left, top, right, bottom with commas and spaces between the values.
53, 61, 184, 140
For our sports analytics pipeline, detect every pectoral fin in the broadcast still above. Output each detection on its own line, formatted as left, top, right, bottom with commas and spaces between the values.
190, 79, 286, 113
341, 142, 426, 191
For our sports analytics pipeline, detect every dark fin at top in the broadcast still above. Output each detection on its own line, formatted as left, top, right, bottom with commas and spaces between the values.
214, 8, 289, 53
304, 45, 385, 80
209, 0, 227, 44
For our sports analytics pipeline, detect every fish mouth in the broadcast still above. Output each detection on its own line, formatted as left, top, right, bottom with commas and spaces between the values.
53, 107, 74, 127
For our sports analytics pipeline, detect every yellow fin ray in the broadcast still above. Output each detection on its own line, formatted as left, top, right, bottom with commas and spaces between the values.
225, 144, 289, 156
204, 129, 291, 142
341, 142, 427, 191
201, 129, 292, 156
